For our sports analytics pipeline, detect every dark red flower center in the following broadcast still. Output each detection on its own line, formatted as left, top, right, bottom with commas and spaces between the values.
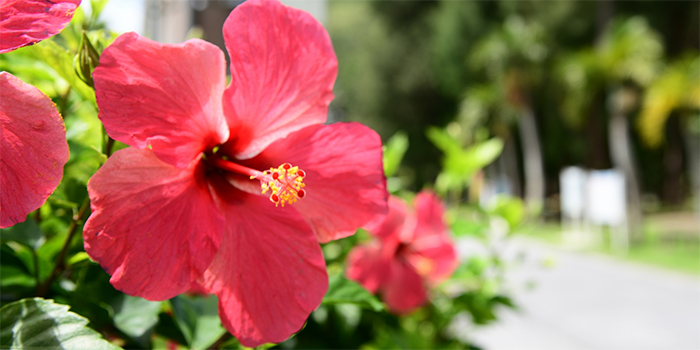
206, 155, 306, 207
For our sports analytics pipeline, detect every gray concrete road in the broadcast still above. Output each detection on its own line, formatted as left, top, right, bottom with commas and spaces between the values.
464, 238, 700, 350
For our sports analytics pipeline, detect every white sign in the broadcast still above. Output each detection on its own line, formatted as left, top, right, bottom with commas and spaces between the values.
586, 170, 626, 226
560, 166, 587, 220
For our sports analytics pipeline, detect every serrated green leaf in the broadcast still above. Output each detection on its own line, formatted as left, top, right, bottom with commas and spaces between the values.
170, 295, 226, 350
322, 274, 384, 312
0, 298, 121, 349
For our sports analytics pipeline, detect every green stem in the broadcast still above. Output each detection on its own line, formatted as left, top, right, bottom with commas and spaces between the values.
32, 250, 40, 286
209, 333, 232, 349
35, 197, 91, 297
102, 126, 116, 156
105, 136, 115, 157
59, 89, 70, 118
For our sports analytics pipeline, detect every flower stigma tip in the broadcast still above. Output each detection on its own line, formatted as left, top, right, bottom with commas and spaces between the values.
252, 163, 307, 207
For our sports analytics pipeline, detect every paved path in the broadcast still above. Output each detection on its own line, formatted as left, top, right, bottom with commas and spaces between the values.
463, 238, 700, 350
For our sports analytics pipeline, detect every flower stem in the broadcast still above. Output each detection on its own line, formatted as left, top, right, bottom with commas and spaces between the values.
102, 126, 116, 157
105, 136, 115, 156
32, 250, 39, 286
35, 196, 91, 297
209, 333, 231, 349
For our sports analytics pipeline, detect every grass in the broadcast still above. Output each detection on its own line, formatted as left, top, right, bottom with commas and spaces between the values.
622, 243, 700, 275
517, 217, 700, 276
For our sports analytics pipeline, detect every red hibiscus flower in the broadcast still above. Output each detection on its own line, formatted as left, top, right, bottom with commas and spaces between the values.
1, 0, 78, 226
347, 191, 458, 314
0, 72, 69, 228
0, 0, 81, 54
83, 0, 387, 346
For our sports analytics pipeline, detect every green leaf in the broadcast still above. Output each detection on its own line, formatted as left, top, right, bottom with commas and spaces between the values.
112, 295, 162, 345
170, 295, 226, 350
462, 137, 504, 172
90, 0, 111, 20
0, 298, 121, 349
484, 195, 526, 229
67, 252, 91, 266
444, 137, 504, 178
26, 40, 95, 103
0, 219, 45, 250
322, 274, 384, 312
382, 131, 409, 177
5, 242, 52, 282
0, 265, 35, 288
65, 264, 121, 331
426, 127, 463, 156
451, 219, 488, 238
427, 127, 504, 186
0, 245, 36, 298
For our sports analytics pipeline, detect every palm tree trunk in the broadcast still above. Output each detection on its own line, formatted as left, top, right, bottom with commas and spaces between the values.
608, 112, 643, 244
682, 118, 700, 219
518, 106, 545, 216
662, 114, 685, 204
500, 137, 522, 198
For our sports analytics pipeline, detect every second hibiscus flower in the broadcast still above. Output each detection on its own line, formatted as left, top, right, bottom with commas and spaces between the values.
347, 191, 458, 314
84, 0, 387, 347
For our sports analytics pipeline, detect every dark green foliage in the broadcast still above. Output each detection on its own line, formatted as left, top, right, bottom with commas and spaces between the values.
0, 298, 121, 350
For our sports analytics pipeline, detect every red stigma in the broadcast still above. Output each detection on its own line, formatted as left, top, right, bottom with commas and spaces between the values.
257, 163, 307, 207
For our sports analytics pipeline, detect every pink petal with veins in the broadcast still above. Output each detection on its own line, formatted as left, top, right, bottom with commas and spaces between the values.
202, 182, 327, 347
83, 148, 224, 300
0, 72, 68, 228
93, 33, 229, 168
0, 0, 80, 53
221, 0, 337, 159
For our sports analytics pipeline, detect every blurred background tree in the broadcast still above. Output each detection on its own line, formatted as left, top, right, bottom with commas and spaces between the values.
328, 0, 699, 225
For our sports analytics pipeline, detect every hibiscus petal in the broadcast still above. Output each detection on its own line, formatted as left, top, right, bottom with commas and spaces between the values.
0, 72, 68, 228
93, 33, 229, 168
0, 0, 80, 53
83, 148, 224, 300
367, 196, 416, 242
201, 183, 327, 347
221, 0, 337, 159
413, 191, 447, 239
409, 191, 458, 282
381, 260, 427, 314
406, 241, 458, 284
346, 244, 391, 294
247, 122, 387, 243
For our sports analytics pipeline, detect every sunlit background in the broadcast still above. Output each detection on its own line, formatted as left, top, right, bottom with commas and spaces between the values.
64, 0, 700, 348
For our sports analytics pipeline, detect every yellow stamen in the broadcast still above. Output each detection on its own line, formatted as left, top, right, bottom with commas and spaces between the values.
251, 163, 306, 207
